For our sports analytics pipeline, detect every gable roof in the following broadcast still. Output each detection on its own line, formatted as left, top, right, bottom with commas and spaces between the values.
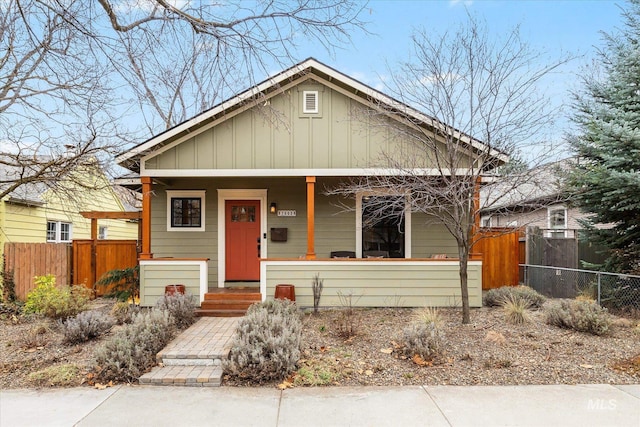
116, 57, 508, 173
0, 160, 136, 211
480, 158, 573, 214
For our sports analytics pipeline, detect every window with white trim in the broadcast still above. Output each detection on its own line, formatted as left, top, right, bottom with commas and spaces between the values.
358, 193, 408, 258
302, 90, 319, 114
481, 216, 492, 228
98, 225, 108, 240
547, 206, 567, 238
167, 190, 206, 231
47, 221, 72, 243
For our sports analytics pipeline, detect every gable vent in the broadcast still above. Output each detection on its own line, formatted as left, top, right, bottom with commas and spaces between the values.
303, 91, 319, 114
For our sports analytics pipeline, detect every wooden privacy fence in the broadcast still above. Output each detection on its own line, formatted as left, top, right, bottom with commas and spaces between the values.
3, 240, 138, 300
476, 228, 521, 290
73, 240, 138, 295
3, 243, 72, 301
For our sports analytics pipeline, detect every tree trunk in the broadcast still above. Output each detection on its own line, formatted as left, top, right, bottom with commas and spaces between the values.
459, 251, 471, 324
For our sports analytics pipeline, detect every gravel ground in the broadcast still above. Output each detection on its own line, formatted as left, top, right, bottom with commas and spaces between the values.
289, 307, 640, 387
2, 301, 639, 389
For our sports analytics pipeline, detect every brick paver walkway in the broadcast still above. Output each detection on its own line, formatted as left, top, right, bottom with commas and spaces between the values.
140, 317, 239, 387
157, 317, 239, 363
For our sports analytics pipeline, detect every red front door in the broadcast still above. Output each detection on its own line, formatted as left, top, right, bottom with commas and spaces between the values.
225, 200, 261, 281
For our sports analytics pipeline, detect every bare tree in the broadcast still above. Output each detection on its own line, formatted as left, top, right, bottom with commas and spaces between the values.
329, 16, 569, 324
1, 0, 368, 200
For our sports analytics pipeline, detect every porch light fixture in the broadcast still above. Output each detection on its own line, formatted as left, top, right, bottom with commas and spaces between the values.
270, 202, 277, 214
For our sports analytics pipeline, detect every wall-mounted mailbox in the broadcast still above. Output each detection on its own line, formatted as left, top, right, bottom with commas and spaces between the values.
270, 227, 288, 242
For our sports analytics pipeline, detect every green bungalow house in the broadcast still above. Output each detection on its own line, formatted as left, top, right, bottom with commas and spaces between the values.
116, 58, 504, 313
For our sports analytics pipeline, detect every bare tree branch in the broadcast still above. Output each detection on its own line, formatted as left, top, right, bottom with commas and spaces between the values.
328, 15, 572, 324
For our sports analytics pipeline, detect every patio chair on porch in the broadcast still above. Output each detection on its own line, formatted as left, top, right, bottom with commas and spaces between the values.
363, 250, 388, 258
330, 250, 356, 258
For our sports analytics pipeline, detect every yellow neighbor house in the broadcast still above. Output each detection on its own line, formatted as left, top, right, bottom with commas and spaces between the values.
0, 163, 139, 258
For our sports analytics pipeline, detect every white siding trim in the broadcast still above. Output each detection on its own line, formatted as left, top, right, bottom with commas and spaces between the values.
217, 189, 268, 288
141, 167, 473, 178
139, 259, 209, 304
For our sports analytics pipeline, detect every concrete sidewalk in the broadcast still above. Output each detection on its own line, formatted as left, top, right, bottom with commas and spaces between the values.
1, 384, 639, 427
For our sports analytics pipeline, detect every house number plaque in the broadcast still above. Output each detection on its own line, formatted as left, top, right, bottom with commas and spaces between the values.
277, 209, 297, 217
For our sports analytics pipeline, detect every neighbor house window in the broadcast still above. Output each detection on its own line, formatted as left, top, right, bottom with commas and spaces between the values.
547, 206, 567, 238
47, 221, 72, 243
167, 190, 206, 231
481, 216, 492, 228
98, 226, 108, 240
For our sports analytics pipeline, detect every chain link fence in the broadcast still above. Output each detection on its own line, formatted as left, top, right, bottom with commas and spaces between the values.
521, 264, 640, 312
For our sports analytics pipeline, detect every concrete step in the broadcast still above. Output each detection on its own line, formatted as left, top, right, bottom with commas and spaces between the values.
139, 365, 223, 387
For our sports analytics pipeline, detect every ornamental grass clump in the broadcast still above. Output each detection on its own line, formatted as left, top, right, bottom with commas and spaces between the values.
501, 294, 532, 325
544, 299, 611, 336
155, 292, 196, 330
94, 309, 176, 382
224, 299, 303, 383
483, 285, 546, 309
62, 310, 114, 344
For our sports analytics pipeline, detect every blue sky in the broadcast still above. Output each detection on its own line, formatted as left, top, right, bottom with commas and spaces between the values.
315, 0, 622, 85
291, 0, 625, 150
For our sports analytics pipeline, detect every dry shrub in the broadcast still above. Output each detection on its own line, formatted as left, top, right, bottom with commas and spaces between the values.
544, 299, 611, 336
154, 292, 196, 330
95, 310, 176, 382
484, 285, 546, 309
110, 301, 140, 325
224, 299, 303, 383
402, 322, 445, 361
336, 291, 361, 339
20, 321, 52, 349
62, 310, 114, 344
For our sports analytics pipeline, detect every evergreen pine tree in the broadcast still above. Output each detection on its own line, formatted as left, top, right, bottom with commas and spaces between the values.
569, 0, 640, 273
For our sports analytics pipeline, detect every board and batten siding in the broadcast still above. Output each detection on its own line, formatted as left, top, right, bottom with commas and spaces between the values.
411, 212, 458, 258
139, 260, 207, 307
261, 260, 481, 308
143, 82, 440, 172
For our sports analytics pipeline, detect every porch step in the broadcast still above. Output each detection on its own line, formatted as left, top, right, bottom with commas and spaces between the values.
204, 292, 261, 301
198, 288, 261, 317
139, 317, 238, 387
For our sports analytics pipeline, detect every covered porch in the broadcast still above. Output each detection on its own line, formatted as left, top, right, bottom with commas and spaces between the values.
135, 174, 482, 309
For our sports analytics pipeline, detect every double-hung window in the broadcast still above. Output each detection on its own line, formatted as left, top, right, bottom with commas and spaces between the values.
47, 221, 72, 243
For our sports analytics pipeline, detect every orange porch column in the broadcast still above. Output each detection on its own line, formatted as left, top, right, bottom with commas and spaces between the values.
140, 176, 153, 260
305, 176, 316, 259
